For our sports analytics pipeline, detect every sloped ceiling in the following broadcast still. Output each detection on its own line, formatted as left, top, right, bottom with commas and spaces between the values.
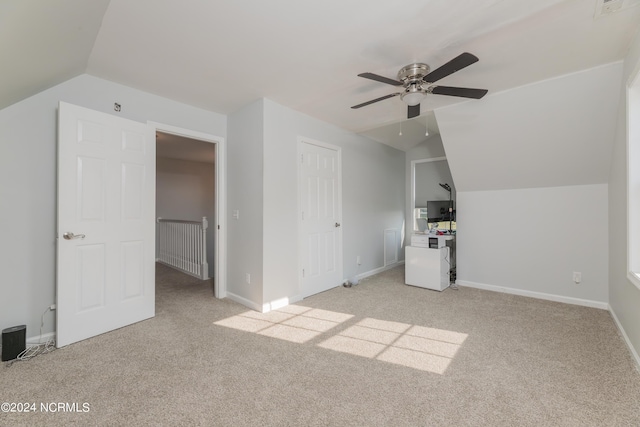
436, 62, 623, 191
1, 0, 639, 152
0, 0, 110, 108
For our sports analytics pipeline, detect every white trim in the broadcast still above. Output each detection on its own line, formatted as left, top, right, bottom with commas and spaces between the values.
412, 157, 447, 164
609, 306, 640, 371
297, 136, 344, 299
261, 295, 304, 313
26, 332, 56, 346
410, 157, 447, 233
457, 280, 609, 310
628, 271, 640, 290
353, 260, 405, 281
626, 76, 640, 291
224, 292, 263, 312
148, 122, 227, 299
383, 229, 399, 266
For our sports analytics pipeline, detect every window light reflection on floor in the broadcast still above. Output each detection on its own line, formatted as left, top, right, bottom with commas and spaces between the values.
214, 306, 468, 374
214, 305, 353, 344
318, 318, 467, 374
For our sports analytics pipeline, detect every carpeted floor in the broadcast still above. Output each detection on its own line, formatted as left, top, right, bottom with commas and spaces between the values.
1, 263, 640, 426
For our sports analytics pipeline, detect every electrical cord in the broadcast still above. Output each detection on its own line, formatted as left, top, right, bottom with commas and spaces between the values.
449, 266, 459, 290
6, 307, 56, 365
443, 248, 458, 290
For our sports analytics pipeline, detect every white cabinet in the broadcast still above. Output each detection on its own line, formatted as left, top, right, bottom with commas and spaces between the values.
405, 246, 450, 291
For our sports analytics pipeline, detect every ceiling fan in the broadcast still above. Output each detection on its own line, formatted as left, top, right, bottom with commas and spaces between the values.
351, 52, 488, 119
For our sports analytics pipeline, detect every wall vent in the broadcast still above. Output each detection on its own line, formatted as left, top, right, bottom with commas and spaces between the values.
595, 0, 640, 17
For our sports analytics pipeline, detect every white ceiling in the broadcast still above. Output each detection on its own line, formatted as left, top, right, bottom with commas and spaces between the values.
2, 0, 640, 151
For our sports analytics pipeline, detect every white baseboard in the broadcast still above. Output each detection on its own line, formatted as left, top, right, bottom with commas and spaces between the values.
224, 291, 304, 314
457, 280, 609, 310
224, 292, 263, 312
608, 306, 640, 371
226, 262, 406, 314
26, 332, 56, 346
262, 295, 303, 313
354, 260, 405, 282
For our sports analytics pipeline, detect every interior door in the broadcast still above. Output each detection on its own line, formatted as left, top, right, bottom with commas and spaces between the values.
299, 140, 343, 297
56, 102, 155, 347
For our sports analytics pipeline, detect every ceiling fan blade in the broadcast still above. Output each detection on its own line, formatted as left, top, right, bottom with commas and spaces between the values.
351, 93, 401, 109
430, 86, 488, 99
358, 72, 403, 86
407, 104, 420, 119
424, 52, 479, 83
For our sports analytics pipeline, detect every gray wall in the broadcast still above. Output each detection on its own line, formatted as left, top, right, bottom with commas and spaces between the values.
0, 74, 226, 339
262, 99, 405, 307
457, 185, 608, 304
414, 160, 456, 209
156, 157, 215, 275
226, 98, 405, 310
434, 65, 619, 308
609, 27, 640, 361
226, 99, 265, 306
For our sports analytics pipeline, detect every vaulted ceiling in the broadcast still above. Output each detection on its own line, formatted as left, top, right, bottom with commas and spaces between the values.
2, 0, 640, 151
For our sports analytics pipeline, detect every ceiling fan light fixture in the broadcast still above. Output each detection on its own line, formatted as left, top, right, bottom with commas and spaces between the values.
401, 87, 426, 106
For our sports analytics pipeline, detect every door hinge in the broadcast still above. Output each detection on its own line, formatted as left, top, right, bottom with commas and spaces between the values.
301, 153, 304, 163
302, 269, 305, 278
302, 211, 305, 220
217, 225, 220, 230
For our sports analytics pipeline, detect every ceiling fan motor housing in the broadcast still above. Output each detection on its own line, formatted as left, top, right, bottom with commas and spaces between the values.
398, 63, 430, 105
397, 63, 431, 84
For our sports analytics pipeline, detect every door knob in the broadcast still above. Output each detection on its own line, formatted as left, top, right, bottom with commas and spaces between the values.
335, 222, 341, 228
63, 232, 85, 240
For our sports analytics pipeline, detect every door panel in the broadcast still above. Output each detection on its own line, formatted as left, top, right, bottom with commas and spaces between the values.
300, 141, 342, 297
57, 102, 155, 347
77, 244, 106, 311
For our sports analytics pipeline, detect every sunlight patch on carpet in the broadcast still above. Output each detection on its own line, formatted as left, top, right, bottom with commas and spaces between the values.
214, 308, 467, 374
214, 305, 354, 344
318, 318, 467, 375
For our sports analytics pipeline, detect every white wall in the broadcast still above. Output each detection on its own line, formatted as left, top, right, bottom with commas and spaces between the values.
608, 27, 640, 360
262, 99, 405, 307
226, 100, 265, 308
432, 63, 624, 308
156, 157, 215, 274
405, 135, 447, 161
436, 62, 623, 192
414, 161, 456, 208
0, 74, 226, 339
457, 184, 609, 306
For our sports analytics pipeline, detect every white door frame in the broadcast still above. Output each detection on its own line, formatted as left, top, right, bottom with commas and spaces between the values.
297, 136, 343, 298
409, 157, 446, 236
148, 122, 227, 298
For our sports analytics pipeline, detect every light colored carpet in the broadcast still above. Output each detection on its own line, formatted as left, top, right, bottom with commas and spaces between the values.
1, 264, 640, 426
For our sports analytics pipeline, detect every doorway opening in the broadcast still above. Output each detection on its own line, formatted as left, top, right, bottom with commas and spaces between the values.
151, 123, 226, 299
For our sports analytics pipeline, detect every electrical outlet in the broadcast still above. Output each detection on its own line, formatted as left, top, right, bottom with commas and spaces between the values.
246, 273, 251, 284
357, 256, 361, 265
233, 210, 240, 220
573, 272, 582, 284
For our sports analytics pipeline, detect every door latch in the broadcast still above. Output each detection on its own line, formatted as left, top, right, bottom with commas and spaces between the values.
63, 232, 85, 240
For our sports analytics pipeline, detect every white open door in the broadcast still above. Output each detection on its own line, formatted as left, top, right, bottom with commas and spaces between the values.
56, 102, 155, 347
299, 139, 343, 297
